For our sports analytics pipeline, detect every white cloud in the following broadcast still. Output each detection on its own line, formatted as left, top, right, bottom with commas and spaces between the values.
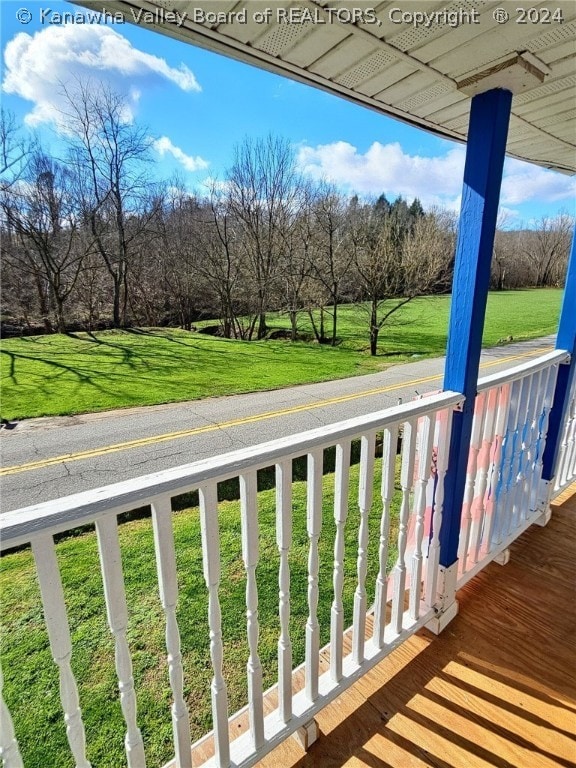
199, 176, 233, 195
296, 140, 466, 207
296, 140, 576, 211
497, 206, 521, 223
154, 136, 208, 172
2, 25, 201, 127
500, 158, 576, 206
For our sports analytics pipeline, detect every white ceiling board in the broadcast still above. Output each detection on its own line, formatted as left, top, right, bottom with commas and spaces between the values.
383, 0, 488, 53
310, 35, 375, 79
283, 24, 347, 67
430, 13, 576, 77
375, 71, 441, 105
537, 109, 576, 129
514, 73, 576, 105
77, 0, 576, 173
404, 2, 506, 64
517, 91, 576, 120
411, 91, 468, 120
334, 49, 399, 90
363, 62, 423, 99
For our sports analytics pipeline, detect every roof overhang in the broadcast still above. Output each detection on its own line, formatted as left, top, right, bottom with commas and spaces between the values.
78, 0, 576, 174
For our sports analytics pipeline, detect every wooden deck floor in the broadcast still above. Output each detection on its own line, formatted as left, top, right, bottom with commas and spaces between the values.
251, 487, 576, 768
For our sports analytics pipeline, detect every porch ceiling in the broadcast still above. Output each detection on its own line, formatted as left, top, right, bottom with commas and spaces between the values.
78, 0, 576, 174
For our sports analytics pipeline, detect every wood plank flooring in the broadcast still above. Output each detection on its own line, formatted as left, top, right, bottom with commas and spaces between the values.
192, 487, 576, 768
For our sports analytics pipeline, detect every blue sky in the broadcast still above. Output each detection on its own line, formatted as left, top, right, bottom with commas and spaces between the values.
2, 0, 574, 225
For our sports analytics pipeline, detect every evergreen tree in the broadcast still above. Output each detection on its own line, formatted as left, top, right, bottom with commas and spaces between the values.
374, 193, 390, 218
409, 197, 425, 221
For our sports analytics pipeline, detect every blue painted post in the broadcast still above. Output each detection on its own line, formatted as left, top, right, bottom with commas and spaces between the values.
440, 89, 512, 570
540, 228, 576, 491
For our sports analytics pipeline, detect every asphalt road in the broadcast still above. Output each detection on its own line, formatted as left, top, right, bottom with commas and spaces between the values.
0, 336, 555, 513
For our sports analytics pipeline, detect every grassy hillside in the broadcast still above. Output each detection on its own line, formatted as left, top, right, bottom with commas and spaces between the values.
265, 289, 560, 355
1, 290, 561, 420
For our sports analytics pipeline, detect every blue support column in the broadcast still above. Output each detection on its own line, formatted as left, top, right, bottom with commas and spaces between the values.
440, 88, 513, 569
541, 228, 576, 485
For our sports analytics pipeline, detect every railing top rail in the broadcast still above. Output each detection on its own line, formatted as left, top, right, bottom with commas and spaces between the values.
476, 349, 569, 393
1, 390, 463, 551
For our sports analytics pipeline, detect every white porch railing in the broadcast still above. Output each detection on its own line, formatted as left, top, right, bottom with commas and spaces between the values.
456, 349, 567, 588
0, 391, 460, 768
553, 362, 576, 496
0, 350, 572, 768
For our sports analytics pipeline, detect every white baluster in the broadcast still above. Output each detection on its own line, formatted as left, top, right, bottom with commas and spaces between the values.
533, 364, 561, 502
568, 405, 576, 483
568, 388, 576, 483
555, 384, 574, 490
240, 471, 264, 752
391, 420, 416, 635
458, 393, 486, 576
199, 484, 230, 768
409, 415, 434, 620
305, 448, 323, 703
470, 387, 499, 565
483, 383, 512, 554
151, 496, 192, 768
373, 424, 398, 649
276, 460, 293, 723
563, 390, 576, 485
0, 666, 23, 768
352, 432, 376, 665
507, 377, 531, 535
565, 390, 576, 485
31, 534, 91, 768
494, 379, 522, 545
516, 373, 540, 525
330, 440, 351, 682
95, 516, 146, 768
424, 407, 453, 608
524, 369, 546, 514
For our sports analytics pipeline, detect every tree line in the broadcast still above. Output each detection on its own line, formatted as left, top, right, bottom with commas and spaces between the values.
1, 86, 572, 354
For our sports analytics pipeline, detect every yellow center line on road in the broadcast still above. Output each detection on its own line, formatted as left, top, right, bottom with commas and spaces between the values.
1, 346, 552, 476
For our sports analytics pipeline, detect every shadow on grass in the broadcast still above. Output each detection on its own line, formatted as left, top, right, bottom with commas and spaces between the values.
69, 328, 311, 362
1, 347, 142, 384
64, 331, 155, 367
1, 330, 219, 393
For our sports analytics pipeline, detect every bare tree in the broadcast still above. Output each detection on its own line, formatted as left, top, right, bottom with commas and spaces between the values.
491, 212, 514, 291
350, 206, 453, 355
148, 187, 205, 330
401, 207, 454, 295
523, 213, 573, 287
349, 204, 403, 356
491, 213, 531, 290
302, 278, 331, 344
72, 250, 109, 330
275, 182, 316, 340
0, 109, 39, 328
226, 135, 301, 339
1, 151, 90, 332
62, 81, 156, 327
193, 184, 253, 338
0, 108, 35, 184
310, 184, 353, 345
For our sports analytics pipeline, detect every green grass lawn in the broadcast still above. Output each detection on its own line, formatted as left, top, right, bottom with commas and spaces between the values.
0, 290, 561, 420
265, 289, 560, 356
0, 457, 399, 768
